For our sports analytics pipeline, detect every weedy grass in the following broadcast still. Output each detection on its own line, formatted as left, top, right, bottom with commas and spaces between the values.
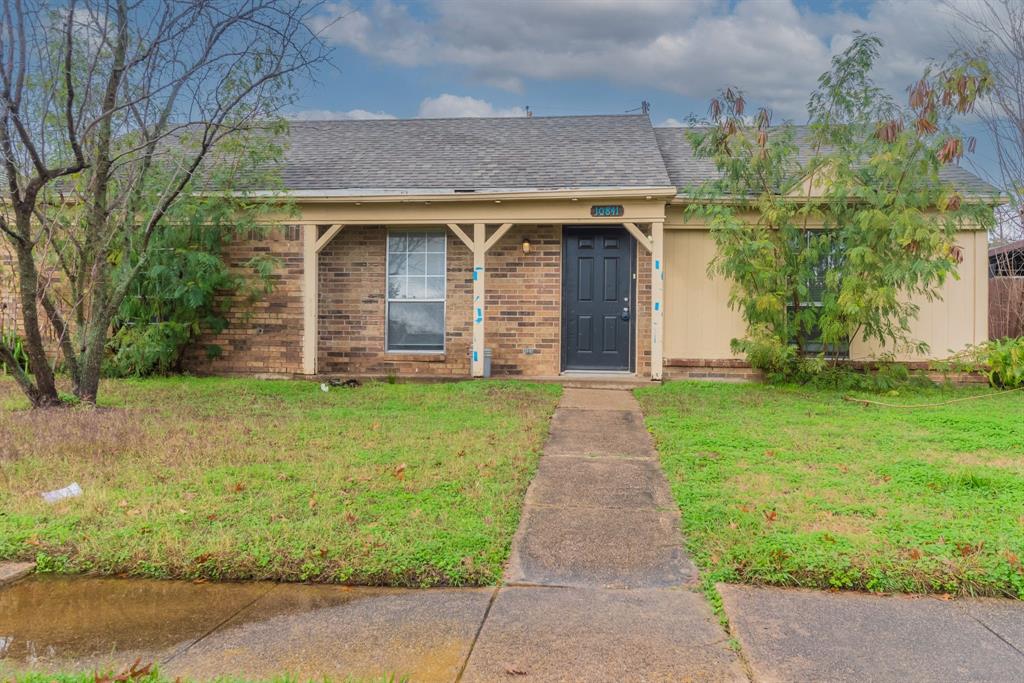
5, 671, 403, 683
0, 377, 560, 586
636, 381, 1024, 598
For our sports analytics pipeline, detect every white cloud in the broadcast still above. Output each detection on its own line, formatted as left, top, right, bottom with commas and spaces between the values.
417, 94, 525, 118
287, 108, 396, 120
313, 0, 972, 119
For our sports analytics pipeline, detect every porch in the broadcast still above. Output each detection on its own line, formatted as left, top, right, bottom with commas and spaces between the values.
286, 192, 671, 380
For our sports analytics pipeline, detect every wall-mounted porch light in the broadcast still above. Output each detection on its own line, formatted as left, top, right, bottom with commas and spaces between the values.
521, 238, 532, 255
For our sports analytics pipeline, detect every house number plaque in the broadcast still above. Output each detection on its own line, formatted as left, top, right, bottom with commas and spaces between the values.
590, 204, 624, 218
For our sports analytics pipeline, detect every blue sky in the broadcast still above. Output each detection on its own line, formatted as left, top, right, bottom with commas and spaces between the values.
292, 0, 1001, 185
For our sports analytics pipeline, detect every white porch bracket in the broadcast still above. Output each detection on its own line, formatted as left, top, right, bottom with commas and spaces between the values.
447, 222, 516, 377
623, 222, 653, 253
315, 223, 345, 253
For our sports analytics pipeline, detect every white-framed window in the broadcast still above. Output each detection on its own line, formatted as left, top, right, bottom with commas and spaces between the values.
386, 229, 446, 352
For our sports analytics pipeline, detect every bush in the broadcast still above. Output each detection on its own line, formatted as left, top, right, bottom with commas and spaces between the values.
736, 327, 935, 392
934, 338, 1024, 388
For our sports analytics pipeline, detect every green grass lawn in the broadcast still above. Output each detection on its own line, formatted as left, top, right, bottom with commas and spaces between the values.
636, 381, 1024, 598
0, 377, 560, 586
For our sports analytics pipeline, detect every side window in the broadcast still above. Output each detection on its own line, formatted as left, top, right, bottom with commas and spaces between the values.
789, 232, 849, 358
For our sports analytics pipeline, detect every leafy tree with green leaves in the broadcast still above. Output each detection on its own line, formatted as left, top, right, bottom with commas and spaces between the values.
105, 127, 286, 377
0, 0, 326, 406
685, 33, 996, 378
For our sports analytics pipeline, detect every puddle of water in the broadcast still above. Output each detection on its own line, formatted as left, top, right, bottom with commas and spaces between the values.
0, 576, 271, 669
1, 576, 490, 682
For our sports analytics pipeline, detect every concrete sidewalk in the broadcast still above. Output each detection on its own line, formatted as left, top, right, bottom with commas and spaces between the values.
720, 584, 1024, 682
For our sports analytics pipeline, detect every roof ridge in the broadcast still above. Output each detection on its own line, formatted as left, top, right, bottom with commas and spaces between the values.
287, 113, 650, 124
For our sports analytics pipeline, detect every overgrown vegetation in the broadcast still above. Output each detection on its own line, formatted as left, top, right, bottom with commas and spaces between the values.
637, 381, 1024, 598
685, 34, 996, 381
0, 377, 561, 586
937, 337, 1024, 388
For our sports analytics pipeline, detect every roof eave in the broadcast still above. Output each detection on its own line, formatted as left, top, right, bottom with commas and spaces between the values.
206, 186, 680, 203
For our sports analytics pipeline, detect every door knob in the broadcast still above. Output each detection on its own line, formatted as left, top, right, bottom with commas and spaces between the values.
621, 307, 630, 322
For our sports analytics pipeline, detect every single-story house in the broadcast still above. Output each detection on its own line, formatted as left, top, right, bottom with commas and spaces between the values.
184, 114, 998, 381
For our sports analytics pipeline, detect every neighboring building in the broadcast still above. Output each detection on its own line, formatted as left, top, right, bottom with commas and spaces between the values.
989, 239, 1024, 277
989, 239, 1024, 340
180, 114, 998, 381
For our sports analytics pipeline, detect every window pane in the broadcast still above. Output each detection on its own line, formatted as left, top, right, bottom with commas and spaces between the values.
426, 253, 445, 275
407, 252, 426, 276
407, 277, 426, 299
425, 276, 445, 299
388, 233, 406, 253
388, 302, 444, 351
388, 276, 406, 299
426, 233, 446, 252
388, 253, 407, 276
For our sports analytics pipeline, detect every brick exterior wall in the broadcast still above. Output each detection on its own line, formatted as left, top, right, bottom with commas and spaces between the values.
636, 246, 652, 377
180, 223, 660, 380
183, 226, 305, 376
484, 224, 562, 376
317, 226, 473, 377
316, 224, 566, 378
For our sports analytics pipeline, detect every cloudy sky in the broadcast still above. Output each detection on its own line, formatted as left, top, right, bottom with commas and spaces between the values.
293, 0, 999, 181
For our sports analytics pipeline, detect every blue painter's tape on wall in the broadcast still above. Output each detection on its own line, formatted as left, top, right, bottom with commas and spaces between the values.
473, 351, 478, 362
472, 271, 478, 281
655, 260, 660, 270
654, 302, 660, 311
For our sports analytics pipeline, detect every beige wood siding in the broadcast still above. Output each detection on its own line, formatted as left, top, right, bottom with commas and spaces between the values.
849, 229, 989, 360
663, 229, 746, 360
663, 224, 989, 362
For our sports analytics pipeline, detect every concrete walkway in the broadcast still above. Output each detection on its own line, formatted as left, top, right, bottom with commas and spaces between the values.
460, 387, 745, 680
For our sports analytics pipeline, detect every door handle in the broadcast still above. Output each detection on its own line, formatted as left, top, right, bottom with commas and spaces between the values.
621, 306, 630, 322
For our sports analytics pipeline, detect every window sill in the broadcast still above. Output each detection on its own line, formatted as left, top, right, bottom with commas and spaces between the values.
384, 352, 447, 362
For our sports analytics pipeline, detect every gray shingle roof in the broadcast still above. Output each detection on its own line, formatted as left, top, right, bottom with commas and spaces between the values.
653, 126, 1000, 198
273, 114, 672, 193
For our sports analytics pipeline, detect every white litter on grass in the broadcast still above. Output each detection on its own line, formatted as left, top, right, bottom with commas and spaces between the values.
41, 482, 82, 504
320, 383, 330, 393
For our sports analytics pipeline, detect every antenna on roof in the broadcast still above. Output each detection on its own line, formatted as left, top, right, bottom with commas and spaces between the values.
525, 105, 532, 118
625, 100, 651, 116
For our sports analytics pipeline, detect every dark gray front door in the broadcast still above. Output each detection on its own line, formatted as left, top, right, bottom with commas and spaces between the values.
562, 226, 634, 371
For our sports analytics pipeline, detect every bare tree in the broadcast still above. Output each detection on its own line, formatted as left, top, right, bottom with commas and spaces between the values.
946, 0, 1024, 245
0, 0, 328, 406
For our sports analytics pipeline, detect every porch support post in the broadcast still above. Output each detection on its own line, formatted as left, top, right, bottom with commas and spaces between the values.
471, 223, 486, 377
651, 220, 664, 381
446, 222, 515, 378
302, 224, 318, 375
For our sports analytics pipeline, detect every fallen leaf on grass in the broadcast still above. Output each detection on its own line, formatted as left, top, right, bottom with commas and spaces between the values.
763, 510, 778, 523
908, 548, 923, 560
308, 497, 318, 510
231, 482, 247, 493
1006, 550, 1021, 570
393, 463, 407, 480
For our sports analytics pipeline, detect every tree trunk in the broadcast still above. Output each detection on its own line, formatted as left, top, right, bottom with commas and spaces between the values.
13, 220, 61, 407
